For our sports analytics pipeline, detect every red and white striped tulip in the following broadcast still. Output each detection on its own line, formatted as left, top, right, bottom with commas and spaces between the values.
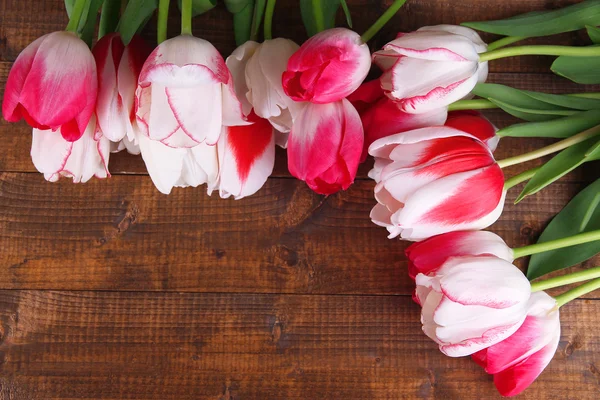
282, 28, 371, 104
373, 25, 488, 114
288, 99, 364, 194
415, 256, 531, 357
135, 35, 246, 148
93, 33, 150, 143
445, 110, 498, 151
2, 31, 97, 141
227, 38, 304, 133
30, 116, 110, 183
369, 126, 505, 241
472, 291, 560, 397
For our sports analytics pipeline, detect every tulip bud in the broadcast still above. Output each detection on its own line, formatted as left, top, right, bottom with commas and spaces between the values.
369, 126, 505, 241
373, 25, 488, 114
445, 110, 498, 151
282, 28, 371, 104
415, 256, 531, 357
2, 31, 97, 141
288, 99, 364, 194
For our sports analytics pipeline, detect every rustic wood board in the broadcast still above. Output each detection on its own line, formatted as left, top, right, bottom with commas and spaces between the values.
0, 0, 599, 399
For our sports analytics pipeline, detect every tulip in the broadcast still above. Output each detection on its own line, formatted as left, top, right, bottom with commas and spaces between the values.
369, 126, 505, 241
2, 31, 97, 141
30, 116, 110, 183
218, 116, 275, 199
227, 38, 305, 133
445, 110, 498, 151
93, 33, 151, 143
373, 25, 488, 114
348, 80, 448, 161
415, 255, 531, 357
282, 28, 371, 104
288, 99, 364, 195
135, 35, 246, 148
472, 291, 560, 397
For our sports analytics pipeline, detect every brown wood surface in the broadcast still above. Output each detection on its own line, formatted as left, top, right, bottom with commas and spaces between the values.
0, 0, 599, 399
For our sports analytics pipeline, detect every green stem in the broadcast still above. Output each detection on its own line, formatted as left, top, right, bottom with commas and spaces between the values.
496, 125, 600, 168
181, 0, 192, 35
503, 166, 541, 191
361, 0, 408, 43
486, 36, 526, 52
312, 0, 325, 33
555, 277, 600, 307
531, 266, 600, 292
65, 0, 87, 32
447, 99, 498, 111
480, 44, 600, 62
264, 0, 276, 40
512, 229, 600, 259
157, 0, 170, 44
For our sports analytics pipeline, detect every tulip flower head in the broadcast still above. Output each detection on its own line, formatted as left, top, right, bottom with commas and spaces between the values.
445, 110, 498, 151
415, 255, 531, 357
369, 126, 505, 241
282, 28, 371, 104
373, 25, 488, 114
3, 31, 97, 141
472, 291, 560, 397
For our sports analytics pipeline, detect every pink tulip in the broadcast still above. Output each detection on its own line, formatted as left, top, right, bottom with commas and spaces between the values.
415, 255, 531, 357
287, 99, 364, 194
93, 33, 151, 143
472, 292, 560, 397
227, 38, 304, 133
369, 126, 505, 241
2, 31, 97, 141
218, 116, 275, 199
282, 28, 371, 104
135, 35, 246, 148
373, 25, 488, 114
30, 116, 110, 183
348, 80, 448, 161
445, 110, 498, 151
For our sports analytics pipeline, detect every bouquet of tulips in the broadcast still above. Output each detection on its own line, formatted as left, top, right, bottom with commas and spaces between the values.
3, 0, 600, 396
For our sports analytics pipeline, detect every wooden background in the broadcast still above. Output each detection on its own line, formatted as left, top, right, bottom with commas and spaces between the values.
1, 0, 600, 398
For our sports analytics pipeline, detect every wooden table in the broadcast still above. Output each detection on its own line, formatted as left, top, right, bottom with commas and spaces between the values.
1, 0, 599, 398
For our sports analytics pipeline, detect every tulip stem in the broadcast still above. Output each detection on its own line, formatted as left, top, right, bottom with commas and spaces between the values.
555, 277, 600, 307
531, 266, 600, 292
312, 0, 325, 33
447, 99, 498, 111
503, 166, 541, 191
486, 36, 526, 52
496, 125, 600, 168
65, 0, 87, 32
157, 0, 170, 44
512, 230, 600, 259
181, 0, 193, 35
479, 44, 600, 62
361, 0, 408, 43
264, 0, 276, 40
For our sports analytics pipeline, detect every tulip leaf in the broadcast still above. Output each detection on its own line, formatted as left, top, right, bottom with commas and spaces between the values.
300, 0, 348, 37
80, 0, 105, 47
527, 178, 600, 280
99, 0, 121, 38
522, 92, 600, 111
65, 0, 93, 33
118, 0, 158, 45
472, 84, 572, 114
462, 0, 600, 37
587, 25, 600, 43
488, 98, 576, 122
250, 0, 267, 41
224, 0, 256, 45
551, 49, 600, 84
177, 0, 216, 17
497, 109, 600, 138
516, 136, 600, 204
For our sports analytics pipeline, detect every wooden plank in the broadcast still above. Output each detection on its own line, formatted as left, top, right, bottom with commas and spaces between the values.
0, 0, 593, 71
0, 290, 598, 400
0, 172, 597, 294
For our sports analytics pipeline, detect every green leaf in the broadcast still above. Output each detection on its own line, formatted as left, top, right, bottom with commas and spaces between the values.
339, 0, 352, 28
587, 25, 600, 43
177, 0, 216, 17
497, 109, 600, 138
472, 83, 572, 114
64, 0, 93, 33
522, 91, 600, 111
489, 98, 576, 122
118, 0, 158, 45
99, 0, 121, 38
65, 0, 75, 16
250, 0, 266, 41
80, 0, 105, 47
552, 50, 600, 84
516, 137, 600, 203
300, 0, 346, 37
462, 0, 600, 37
224, 0, 256, 45
527, 178, 600, 280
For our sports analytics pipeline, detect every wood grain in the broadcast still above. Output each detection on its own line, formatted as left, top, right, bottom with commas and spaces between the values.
0, 291, 599, 400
